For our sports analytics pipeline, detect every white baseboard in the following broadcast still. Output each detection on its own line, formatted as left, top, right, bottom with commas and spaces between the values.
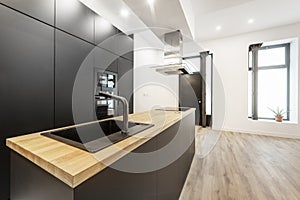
212, 127, 300, 140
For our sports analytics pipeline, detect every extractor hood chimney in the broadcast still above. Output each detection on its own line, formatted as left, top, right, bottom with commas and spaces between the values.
152, 30, 193, 75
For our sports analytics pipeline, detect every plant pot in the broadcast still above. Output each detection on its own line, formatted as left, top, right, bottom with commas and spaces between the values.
275, 116, 283, 122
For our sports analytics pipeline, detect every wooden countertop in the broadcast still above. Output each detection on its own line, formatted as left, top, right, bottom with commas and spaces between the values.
6, 108, 195, 188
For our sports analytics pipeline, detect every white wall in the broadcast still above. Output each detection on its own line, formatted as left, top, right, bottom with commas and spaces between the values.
134, 32, 179, 113
201, 22, 300, 138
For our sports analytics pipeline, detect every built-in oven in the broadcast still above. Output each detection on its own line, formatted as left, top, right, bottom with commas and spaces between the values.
94, 68, 118, 120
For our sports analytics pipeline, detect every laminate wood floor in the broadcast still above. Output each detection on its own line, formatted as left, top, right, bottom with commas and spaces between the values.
180, 128, 300, 200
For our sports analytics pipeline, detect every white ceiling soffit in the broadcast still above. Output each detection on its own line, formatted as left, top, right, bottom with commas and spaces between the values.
122, 0, 194, 41
80, 0, 145, 34
79, 0, 163, 48
192, 0, 300, 42
179, 0, 195, 40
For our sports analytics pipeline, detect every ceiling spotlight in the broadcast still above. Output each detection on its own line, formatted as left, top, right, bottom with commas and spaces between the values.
147, 0, 155, 5
248, 19, 254, 24
120, 9, 129, 17
216, 26, 222, 31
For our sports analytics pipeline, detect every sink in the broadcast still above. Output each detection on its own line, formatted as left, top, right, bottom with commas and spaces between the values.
42, 120, 153, 153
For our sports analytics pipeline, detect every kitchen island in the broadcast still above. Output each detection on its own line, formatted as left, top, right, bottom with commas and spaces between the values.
7, 108, 195, 200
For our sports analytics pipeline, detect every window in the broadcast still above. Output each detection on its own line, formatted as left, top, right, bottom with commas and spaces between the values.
248, 43, 290, 120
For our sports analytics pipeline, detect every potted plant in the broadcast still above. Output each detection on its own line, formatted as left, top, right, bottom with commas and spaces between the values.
268, 107, 286, 122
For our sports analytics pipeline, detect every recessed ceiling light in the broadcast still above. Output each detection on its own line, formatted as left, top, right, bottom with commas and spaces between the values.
120, 9, 129, 17
216, 26, 222, 31
248, 19, 254, 24
147, 0, 155, 5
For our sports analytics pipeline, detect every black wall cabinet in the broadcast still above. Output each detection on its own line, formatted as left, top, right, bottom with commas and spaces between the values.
94, 46, 119, 72
55, 30, 95, 127
118, 57, 134, 113
56, 0, 95, 43
98, 33, 134, 61
95, 15, 120, 46
0, 5, 54, 200
0, 0, 55, 25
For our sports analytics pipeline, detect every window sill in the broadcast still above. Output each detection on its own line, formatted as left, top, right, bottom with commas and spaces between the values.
249, 118, 298, 125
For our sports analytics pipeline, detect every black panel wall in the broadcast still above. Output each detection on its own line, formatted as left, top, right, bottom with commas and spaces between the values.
95, 15, 120, 46
0, 0, 55, 25
118, 57, 134, 114
55, 30, 95, 127
56, 0, 95, 43
0, 5, 54, 200
0, 0, 134, 199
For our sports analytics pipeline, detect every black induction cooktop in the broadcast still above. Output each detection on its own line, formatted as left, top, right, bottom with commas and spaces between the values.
155, 107, 190, 111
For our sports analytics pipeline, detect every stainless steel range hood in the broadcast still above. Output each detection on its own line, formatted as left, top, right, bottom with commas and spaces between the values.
151, 30, 193, 75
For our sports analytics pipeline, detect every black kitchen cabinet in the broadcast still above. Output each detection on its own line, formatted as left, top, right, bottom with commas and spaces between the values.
156, 123, 180, 200
107, 59, 118, 73
76, 158, 157, 200
98, 32, 133, 60
0, 0, 55, 25
94, 46, 119, 72
156, 113, 195, 200
55, 29, 95, 127
94, 15, 120, 46
56, 0, 95, 43
0, 5, 54, 200
121, 34, 134, 61
118, 57, 133, 113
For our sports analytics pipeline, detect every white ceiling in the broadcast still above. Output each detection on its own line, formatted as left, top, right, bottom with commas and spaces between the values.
123, 0, 300, 42
193, 0, 300, 41
123, 0, 194, 40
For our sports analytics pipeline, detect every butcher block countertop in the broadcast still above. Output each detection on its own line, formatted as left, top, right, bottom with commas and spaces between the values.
6, 108, 195, 188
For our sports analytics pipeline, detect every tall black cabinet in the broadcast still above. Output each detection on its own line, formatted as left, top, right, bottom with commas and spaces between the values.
118, 57, 134, 114
0, 5, 54, 200
55, 30, 95, 127
0, 1, 134, 199
0, 0, 55, 25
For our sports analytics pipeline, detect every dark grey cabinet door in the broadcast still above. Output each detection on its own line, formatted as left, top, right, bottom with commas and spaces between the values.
156, 123, 181, 200
94, 46, 119, 72
56, 0, 94, 43
0, 0, 55, 25
0, 6, 54, 200
75, 166, 156, 200
107, 59, 118, 73
117, 57, 133, 113
55, 30, 94, 127
75, 137, 157, 200
99, 33, 133, 60
121, 34, 134, 61
94, 15, 120, 46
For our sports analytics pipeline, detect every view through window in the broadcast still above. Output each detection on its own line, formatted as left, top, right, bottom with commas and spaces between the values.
248, 43, 290, 120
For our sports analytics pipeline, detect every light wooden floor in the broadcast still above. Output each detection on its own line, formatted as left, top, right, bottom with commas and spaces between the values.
180, 128, 300, 200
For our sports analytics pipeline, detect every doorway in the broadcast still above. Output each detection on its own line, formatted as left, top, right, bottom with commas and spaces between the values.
179, 52, 213, 127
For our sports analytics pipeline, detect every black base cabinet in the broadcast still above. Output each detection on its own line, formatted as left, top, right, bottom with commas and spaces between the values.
10, 112, 195, 200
